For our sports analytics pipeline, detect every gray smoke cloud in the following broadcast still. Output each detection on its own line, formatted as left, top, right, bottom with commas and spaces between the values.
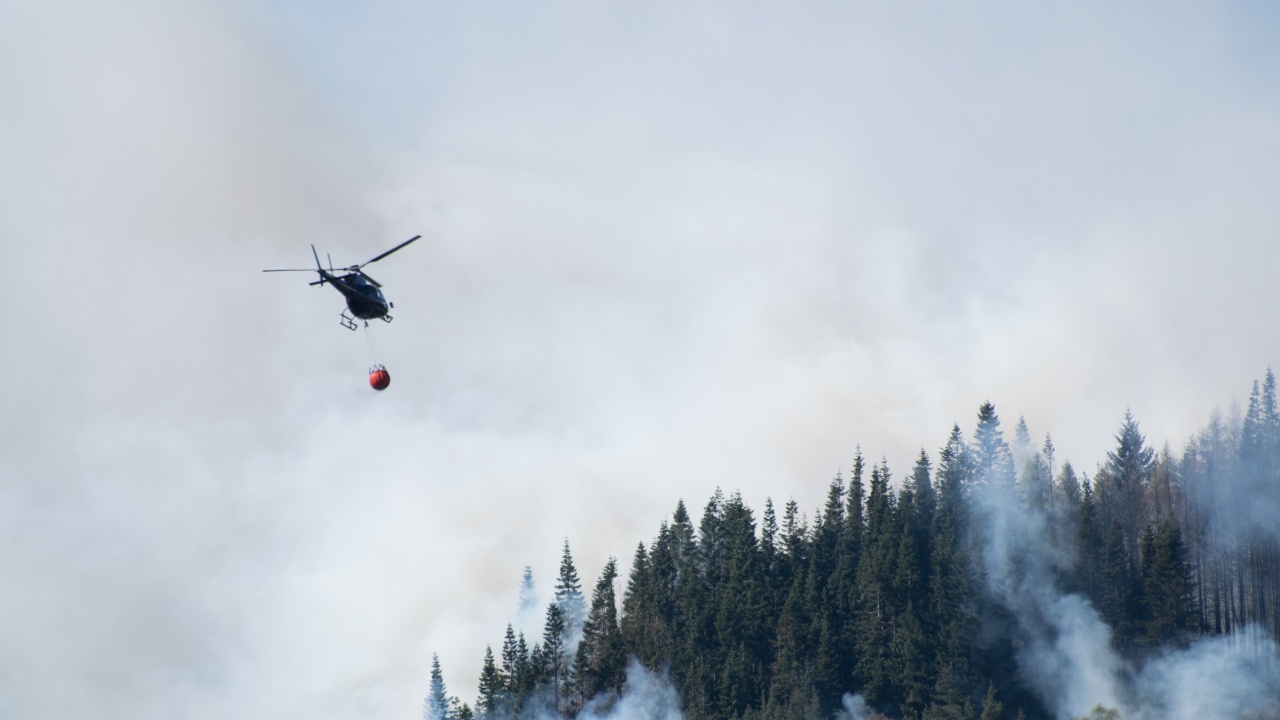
972, 479, 1280, 720
4, 1, 1280, 717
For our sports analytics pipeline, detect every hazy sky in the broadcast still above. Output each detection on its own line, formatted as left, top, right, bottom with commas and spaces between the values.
3, 2, 1280, 718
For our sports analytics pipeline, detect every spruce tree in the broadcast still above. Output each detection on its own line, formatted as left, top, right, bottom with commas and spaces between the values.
1141, 519, 1193, 645
1263, 368, 1280, 478
1041, 434, 1056, 513
978, 683, 1002, 720
476, 646, 504, 720
972, 403, 1016, 487
714, 493, 767, 718
519, 566, 537, 616
847, 449, 867, 564
555, 540, 586, 635
892, 600, 931, 719
573, 557, 625, 705
425, 654, 453, 720
1012, 416, 1034, 478
1101, 410, 1155, 564
500, 624, 518, 687
512, 632, 532, 704
923, 663, 977, 720
541, 602, 569, 713
1099, 521, 1135, 643
855, 462, 898, 706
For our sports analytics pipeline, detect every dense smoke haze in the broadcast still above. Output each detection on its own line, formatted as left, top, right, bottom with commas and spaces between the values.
2, 1, 1280, 718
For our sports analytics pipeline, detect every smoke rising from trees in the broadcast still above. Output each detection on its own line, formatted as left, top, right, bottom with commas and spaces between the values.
430, 390, 1280, 720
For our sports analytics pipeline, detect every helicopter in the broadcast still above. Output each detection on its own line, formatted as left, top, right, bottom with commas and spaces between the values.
263, 235, 421, 330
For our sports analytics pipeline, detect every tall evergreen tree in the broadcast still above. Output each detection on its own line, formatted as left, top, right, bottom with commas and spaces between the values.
1074, 478, 1103, 603
1099, 521, 1135, 643
476, 646, 504, 720
1012, 416, 1034, 479
1141, 519, 1193, 645
541, 602, 569, 713
1041, 434, 1057, 513
972, 403, 1016, 487
1101, 410, 1155, 562
519, 566, 538, 616
978, 683, 1003, 720
425, 654, 453, 720
847, 449, 867, 562
500, 624, 518, 683
855, 461, 898, 706
556, 540, 587, 635
573, 557, 625, 706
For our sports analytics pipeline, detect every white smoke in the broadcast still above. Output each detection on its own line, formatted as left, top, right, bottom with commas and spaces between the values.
971, 480, 1280, 719
835, 692, 871, 720
575, 662, 683, 720
1132, 629, 1280, 720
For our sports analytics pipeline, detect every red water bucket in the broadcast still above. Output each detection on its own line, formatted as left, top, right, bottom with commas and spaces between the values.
369, 366, 391, 391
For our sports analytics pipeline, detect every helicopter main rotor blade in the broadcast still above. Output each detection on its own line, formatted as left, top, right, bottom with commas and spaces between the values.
263, 268, 323, 272
360, 234, 421, 266
356, 269, 383, 287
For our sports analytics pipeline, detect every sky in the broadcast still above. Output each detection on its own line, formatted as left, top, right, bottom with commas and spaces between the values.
2, 1, 1280, 718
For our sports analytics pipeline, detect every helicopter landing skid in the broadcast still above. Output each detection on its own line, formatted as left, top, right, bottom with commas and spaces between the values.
340, 310, 358, 331
380, 314, 393, 324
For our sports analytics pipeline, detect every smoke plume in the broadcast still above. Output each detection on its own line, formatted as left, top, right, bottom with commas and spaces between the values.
972, 478, 1280, 719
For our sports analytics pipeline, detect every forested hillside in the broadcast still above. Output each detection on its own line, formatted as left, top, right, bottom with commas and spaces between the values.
425, 373, 1280, 720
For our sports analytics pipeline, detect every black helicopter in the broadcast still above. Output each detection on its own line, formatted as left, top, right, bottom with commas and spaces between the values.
264, 235, 421, 330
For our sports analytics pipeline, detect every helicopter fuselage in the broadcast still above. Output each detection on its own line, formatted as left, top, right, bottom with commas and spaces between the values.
321, 270, 390, 319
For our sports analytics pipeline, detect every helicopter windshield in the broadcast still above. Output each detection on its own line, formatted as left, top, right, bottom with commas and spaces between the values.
350, 276, 384, 300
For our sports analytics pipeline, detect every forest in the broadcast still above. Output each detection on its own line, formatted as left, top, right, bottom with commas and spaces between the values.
423, 372, 1280, 720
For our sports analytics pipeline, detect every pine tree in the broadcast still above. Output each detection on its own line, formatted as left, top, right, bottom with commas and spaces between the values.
1262, 368, 1280, 479
1141, 519, 1193, 645
1101, 410, 1155, 565
512, 632, 533, 703
1074, 477, 1103, 599
500, 624, 518, 685
855, 461, 898, 706
476, 646, 504, 720
1056, 463, 1081, 516
1012, 416, 1034, 479
978, 683, 1003, 720
573, 557, 625, 706
922, 663, 976, 720
425, 654, 453, 720
1243, 380, 1265, 462
1019, 452, 1050, 514
762, 498, 779, 566
519, 566, 538, 616
1041, 434, 1056, 513
713, 493, 767, 718
620, 542, 654, 662
541, 602, 569, 713
892, 601, 931, 719
1099, 521, 1135, 643
555, 540, 586, 635
847, 449, 867, 563
972, 403, 1016, 487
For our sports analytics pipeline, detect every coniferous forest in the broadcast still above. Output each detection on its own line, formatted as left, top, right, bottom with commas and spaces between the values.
425, 372, 1280, 720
